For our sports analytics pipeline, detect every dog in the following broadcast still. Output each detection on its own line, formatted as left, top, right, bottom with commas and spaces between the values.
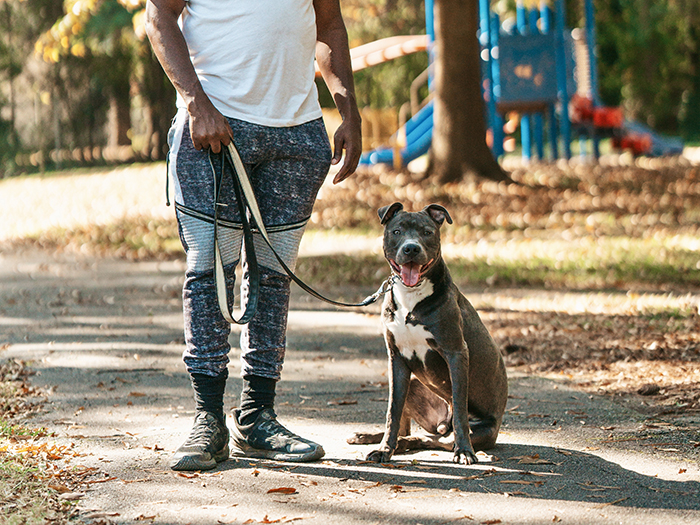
352, 203, 508, 464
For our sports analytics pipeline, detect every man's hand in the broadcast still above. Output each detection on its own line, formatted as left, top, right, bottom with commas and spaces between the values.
187, 96, 234, 154
331, 111, 362, 184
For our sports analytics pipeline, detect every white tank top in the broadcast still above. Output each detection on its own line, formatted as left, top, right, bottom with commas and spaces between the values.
177, 0, 322, 127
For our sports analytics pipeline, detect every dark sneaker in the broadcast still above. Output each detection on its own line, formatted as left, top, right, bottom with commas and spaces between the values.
231, 408, 324, 462
170, 412, 230, 471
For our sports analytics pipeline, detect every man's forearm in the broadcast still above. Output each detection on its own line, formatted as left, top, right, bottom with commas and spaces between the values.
145, 0, 207, 113
316, 22, 360, 123
145, 0, 232, 152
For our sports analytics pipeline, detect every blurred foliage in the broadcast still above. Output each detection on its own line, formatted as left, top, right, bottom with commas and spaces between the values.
0, 0, 64, 177
341, 0, 429, 109
0, 0, 170, 177
2, 0, 700, 177
592, 0, 700, 138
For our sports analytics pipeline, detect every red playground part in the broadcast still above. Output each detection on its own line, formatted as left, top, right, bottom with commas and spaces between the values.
570, 94, 624, 129
611, 134, 653, 156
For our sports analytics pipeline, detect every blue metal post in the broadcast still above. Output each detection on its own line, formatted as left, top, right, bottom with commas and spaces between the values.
516, 1, 532, 161
529, 8, 545, 160
554, 0, 571, 159
490, 13, 504, 158
479, 0, 500, 159
584, 0, 600, 158
540, 3, 559, 159
425, 0, 435, 90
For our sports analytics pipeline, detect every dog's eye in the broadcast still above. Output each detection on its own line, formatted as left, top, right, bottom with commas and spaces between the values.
392, 229, 401, 235
424, 230, 433, 236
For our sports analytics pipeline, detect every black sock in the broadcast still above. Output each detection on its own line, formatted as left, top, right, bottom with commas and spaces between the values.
238, 375, 276, 426
191, 370, 228, 423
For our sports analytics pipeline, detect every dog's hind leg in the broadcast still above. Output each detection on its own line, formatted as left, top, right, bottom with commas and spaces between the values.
468, 415, 501, 451
403, 378, 452, 436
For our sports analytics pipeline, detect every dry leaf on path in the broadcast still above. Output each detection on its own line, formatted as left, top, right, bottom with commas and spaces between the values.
59, 492, 84, 501
510, 454, 556, 465
48, 483, 72, 493
267, 487, 298, 495
327, 399, 358, 406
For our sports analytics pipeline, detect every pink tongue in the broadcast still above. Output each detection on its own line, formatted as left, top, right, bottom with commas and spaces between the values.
400, 263, 422, 287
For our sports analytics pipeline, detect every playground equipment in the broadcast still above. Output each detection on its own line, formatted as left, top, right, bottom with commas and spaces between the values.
346, 0, 683, 167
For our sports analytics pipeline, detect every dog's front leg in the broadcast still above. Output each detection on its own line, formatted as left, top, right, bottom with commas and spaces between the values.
445, 349, 478, 465
367, 356, 411, 463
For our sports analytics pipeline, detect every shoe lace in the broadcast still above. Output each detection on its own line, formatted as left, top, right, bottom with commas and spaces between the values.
184, 413, 221, 446
257, 418, 298, 443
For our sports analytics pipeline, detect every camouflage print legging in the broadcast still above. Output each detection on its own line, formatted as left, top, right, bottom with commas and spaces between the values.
167, 108, 331, 380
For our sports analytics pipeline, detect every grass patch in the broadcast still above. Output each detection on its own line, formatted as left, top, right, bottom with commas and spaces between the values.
0, 361, 75, 524
13, 217, 182, 260
296, 233, 700, 291
0, 435, 70, 525
3, 158, 700, 291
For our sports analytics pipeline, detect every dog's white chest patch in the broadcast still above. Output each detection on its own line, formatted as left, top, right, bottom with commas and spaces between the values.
386, 280, 435, 362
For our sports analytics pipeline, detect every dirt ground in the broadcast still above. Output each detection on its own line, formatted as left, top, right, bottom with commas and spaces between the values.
1, 246, 699, 525
2, 158, 700, 523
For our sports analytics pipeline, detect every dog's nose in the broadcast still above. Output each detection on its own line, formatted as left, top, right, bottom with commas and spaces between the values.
402, 243, 422, 256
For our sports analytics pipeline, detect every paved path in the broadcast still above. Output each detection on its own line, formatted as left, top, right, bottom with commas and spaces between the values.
1, 249, 699, 525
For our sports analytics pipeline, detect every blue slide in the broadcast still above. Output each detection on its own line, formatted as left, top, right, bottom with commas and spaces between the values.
360, 101, 434, 166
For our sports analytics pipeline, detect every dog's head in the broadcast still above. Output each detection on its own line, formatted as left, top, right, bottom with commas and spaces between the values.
378, 203, 452, 287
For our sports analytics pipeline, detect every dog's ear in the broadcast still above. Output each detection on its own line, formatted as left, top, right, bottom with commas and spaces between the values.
423, 204, 452, 225
378, 202, 404, 224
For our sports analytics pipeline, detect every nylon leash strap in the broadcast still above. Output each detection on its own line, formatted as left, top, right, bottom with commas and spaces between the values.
212, 142, 392, 325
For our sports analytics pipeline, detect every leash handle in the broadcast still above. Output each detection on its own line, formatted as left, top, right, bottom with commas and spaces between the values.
212, 142, 389, 325
213, 149, 260, 325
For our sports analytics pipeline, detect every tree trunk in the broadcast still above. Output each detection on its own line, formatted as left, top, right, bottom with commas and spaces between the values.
140, 45, 175, 160
429, 0, 508, 183
107, 94, 131, 148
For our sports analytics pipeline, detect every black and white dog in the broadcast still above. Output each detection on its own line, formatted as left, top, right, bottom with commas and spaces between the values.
354, 203, 508, 464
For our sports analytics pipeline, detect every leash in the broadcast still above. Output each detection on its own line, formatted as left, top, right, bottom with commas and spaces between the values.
211, 142, 393, 325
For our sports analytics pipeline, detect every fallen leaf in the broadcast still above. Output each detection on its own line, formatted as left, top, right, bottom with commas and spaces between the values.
176, 472, 199, 479
499, 480, 545, 486
593, 497, 629, 508
85, 476, 117, 484
48, 483, 72, 493
267, 487, 298, 495
84, 512, 121, 519
679, 468, 687, 474
481, 520, 502, 524
509, 454, 555, 465
59, 492, 84, 501
327, 399, 358, 406
129, 392, 147, 397
638, 383, 660, 396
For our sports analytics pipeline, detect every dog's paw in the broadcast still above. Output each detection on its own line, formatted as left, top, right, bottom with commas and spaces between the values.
366, 448, 393, 463
453, 448, 479, 465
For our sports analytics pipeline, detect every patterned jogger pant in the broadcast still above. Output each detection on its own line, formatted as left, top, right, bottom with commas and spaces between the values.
167, 108, 332, 380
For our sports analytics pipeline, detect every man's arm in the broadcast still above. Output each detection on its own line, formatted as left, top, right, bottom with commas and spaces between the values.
145, 0, 232, 153
314, 0, 362, 184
